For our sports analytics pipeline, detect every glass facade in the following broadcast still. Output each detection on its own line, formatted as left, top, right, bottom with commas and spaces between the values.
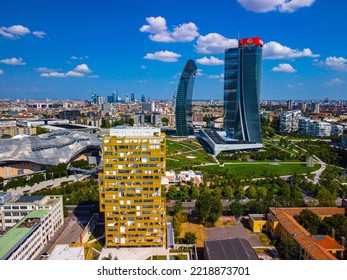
175, 60, 197, 136
223, 39, 263, 144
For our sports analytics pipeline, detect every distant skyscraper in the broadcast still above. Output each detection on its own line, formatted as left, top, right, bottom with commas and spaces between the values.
175, 59, 197, 136
124, 95, 130, 104
223, 37, 263, 144
131, 93, 135, 102
141, 94, 146, 103
287, 100, 293, 110
91, 92, 97, 104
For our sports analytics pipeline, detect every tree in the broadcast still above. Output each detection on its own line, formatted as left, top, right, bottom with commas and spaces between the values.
229, 201, 244, 217
319, 214, 347, 243
194, 190, 222, 224
317, 189, 337, 207
128, 118, 134, 126
27, 173, 45, 187
36, 126, 50, 135
296, 209, 321, 235
0, 176, 4, 190
166, 185, 178, 199
209, 196, 223, 224
195, 191, 211, 224
189, 185, 200, 199
173, 200, 183, 214
161, 117, 169, 126
277, 238, 299, 260
246, 186, 257, 199
1, 134, 12, 139
184, 232, 197, 244
173, 211, 187, 237
178, 185, 190, 200
221, 185, 234, 199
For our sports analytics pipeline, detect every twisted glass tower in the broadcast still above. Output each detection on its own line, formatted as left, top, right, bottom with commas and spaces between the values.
223, 37, 263, 144
175, 60, 197, 136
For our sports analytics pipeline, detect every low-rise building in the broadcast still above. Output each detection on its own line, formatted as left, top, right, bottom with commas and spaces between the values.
0, 195, 63, 232
0, 196, 64, 260
249, 207, 345, 260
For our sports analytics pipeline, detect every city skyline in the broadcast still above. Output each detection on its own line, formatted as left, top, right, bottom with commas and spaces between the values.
1, 0, 347, 101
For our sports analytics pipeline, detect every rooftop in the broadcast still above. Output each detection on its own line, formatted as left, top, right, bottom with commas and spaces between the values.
270, 207, 346, 260
0, 130, 101, 166
204, 238, 258, 260
0, 210, 48, 259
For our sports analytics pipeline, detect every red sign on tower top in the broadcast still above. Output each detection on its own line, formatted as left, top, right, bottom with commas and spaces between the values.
239, 37, 263, 47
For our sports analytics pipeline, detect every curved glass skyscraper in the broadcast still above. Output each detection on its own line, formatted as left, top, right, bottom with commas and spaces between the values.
223, 37, 263, 144
175, 59, 197, 136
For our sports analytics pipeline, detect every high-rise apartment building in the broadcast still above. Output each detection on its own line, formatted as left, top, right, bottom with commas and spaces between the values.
99, 127, 166, 247
175, 60, 197, 136
223, 37, 263, 144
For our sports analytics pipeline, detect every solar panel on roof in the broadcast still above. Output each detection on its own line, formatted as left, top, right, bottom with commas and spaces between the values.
15, 196, 45, 203
312, 235, 326, 240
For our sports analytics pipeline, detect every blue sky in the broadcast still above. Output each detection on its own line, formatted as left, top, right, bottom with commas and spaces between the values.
1, 0, 347, 101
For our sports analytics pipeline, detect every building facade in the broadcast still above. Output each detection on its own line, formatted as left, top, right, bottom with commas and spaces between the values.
0, 195, 63, 232
279, 110, 302, 133
223, 37, 263, 144
99, 127, 166, 247
175, 60, 197, 136
0, 195, 64, 260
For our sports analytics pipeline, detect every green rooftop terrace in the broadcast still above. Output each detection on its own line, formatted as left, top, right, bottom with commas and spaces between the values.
0, 209, 48, 260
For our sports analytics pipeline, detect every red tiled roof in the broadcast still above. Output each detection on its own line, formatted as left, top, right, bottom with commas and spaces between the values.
269, 207, 345, 260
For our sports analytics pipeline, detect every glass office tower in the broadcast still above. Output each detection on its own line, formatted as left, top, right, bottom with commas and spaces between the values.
223, 38, 263, 144
175, 60, 197, 136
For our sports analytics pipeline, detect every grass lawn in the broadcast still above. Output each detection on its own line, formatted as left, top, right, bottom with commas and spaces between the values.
200, 163, 320, 180
167, 139, 215, 170
179, 222, 206, 248
254, 232, 272, 246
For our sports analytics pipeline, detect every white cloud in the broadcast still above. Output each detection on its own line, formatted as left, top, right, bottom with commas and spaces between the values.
140, 65, 147, 69
88, 75, 99, 79
140, 16, 199, 42
66, 71, 85, 77
39, 64, 93, 78
0, 25, 30, 39
196, 56, 224, 66
74, 63, 91, 73
171, 22, 199, 42
237, 0, 316, 13
324, 78, 345, 86
196, 69, 205, 76
0, 57, 26, 65
36, 67, 57, 73
144, 50, 181, 62
0, 69, 4, 75
71, 55, 89, 60
207, 73, 224, 79
272, 63, 297, 73
263, 41, 319, 59
40, 72, 66, 78
318, 56, 347, 71
195, 33, 238, 54
140, 16, 167, 34
33, 31, 47, 38
136, 80, 149, 83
